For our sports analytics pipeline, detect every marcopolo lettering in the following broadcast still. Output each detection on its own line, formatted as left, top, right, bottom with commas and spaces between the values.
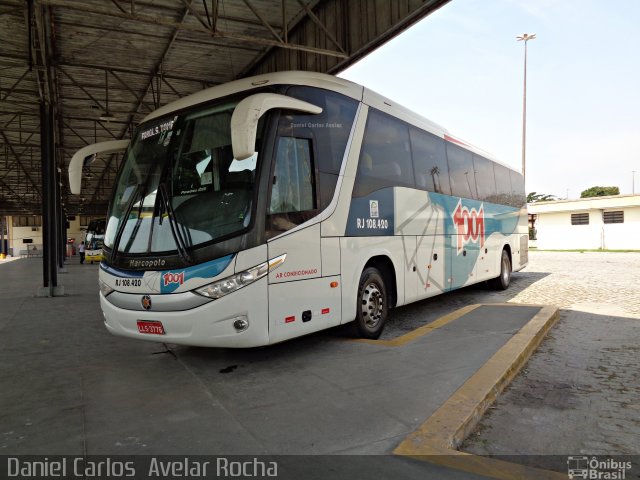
128, 258, 166, 268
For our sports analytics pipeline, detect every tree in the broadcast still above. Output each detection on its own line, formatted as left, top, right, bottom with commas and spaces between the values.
580, 186, 619, 198
527, 192, 557, 203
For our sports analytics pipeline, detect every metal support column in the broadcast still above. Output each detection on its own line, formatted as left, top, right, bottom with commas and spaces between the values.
57, 167, 67, 272
0, 216, 5, 258
39, 102, 64, 296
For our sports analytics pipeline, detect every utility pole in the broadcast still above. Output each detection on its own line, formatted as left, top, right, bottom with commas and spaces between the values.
517, 33, 536, 181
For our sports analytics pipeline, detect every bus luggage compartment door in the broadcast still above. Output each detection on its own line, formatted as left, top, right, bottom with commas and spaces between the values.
448, 234, 479, 290
417, 234, 447, 298
268, 276, 341, 344
267, 224, 335, 343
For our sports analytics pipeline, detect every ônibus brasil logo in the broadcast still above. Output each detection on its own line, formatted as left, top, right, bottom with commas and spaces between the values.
452, 199, 485, 254
163, 271, 185, 287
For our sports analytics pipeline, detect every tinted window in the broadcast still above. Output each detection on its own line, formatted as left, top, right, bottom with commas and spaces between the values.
285, 86, 358, 174
284, 86, 358, 210
473, 155, 497, 202
410, 128, 451, 195
493, 164, 512, 206
266, 137, 316, 237
269, 137, 315, 214
353, 109, 414, 197
509, 170, 526, 207
446, 143, 477, 199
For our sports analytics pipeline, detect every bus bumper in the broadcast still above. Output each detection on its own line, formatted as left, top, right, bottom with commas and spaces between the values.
86, 254, 103, 263
99, 278, 270, 348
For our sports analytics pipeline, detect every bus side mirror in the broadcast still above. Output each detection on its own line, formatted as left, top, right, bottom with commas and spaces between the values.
231, 93, 322, 160
69, 140, 130, 194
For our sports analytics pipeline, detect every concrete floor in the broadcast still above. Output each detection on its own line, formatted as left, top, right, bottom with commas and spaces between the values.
463, 252, 640, 462
0, 256, 543, 478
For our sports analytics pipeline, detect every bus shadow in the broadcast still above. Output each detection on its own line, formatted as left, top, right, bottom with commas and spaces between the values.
173, 270, 552, 363
378, 271, 552, 338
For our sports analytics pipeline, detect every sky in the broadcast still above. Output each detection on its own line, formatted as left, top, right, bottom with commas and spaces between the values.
339, 0, 640, 199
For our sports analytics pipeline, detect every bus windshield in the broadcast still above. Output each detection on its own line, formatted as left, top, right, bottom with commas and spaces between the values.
86, 219, 106, 249
104, 99, 262, 256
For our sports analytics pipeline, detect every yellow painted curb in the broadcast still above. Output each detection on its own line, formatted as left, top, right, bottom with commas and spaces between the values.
394, 304, 562, 479
352, 303, 481, 346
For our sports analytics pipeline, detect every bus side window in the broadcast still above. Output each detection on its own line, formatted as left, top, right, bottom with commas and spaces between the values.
352, 109, 414, 197
284, 86, 359, 210
509, 170, 526, 207
266, 137, 317, 237
473, 154, 497, 202
446, 143, 478, 200
410, 127, 451, 195
493, 164, 513, 206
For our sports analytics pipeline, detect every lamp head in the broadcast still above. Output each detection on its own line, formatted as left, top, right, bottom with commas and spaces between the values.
517, 33, 537, 42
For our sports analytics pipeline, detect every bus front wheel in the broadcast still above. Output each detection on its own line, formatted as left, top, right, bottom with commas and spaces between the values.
490, 249, 512, 290
353, 267, 388, 339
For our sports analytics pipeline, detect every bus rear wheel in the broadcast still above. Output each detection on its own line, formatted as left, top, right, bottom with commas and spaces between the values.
490, 249, 512, 290
353, 267, 388, 339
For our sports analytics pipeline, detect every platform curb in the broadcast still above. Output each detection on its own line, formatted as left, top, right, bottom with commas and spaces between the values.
352, 303, 481, 346
394, 304, 564, 479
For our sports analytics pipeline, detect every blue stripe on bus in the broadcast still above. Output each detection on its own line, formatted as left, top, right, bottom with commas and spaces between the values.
346, 188, 522, 291
159, 254, 235, 294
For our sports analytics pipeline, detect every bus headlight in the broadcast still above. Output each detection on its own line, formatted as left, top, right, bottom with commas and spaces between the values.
99, 279, 114, 297
194, 254, 286, 300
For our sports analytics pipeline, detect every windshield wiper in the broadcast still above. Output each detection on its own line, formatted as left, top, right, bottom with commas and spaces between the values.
109, 183, 143, 264
158, 182, 192, 264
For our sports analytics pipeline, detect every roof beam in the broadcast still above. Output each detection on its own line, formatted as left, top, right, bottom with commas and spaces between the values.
177, 0, 211, 32
295, 0, 346, 55
237, 0, 323, 78
61, 120, 90, 146
90, 2, 193, 202
110, 70, 160, 114
1, 68, 30, 102
242, 0, 283, 43
96, 121, 119, 140
59, 67, 105, 111
0, 128, 41, 196
161, 77, 182, 98
39, 0, 347, 59
55, 60, 222, 85
0, 178, 26, 204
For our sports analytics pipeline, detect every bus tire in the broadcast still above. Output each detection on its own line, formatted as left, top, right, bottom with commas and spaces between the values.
490, 249, 512, 290
352, 267, 388, 339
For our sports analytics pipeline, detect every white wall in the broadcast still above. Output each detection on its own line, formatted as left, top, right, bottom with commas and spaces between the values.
535, 207, 640, 250
603, 208, 640, 250
67, 217, 86, 246
7, 217, 43, 254
5, 215, 91, 256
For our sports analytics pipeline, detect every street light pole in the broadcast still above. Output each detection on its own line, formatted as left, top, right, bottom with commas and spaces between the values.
517, 33, 536, 181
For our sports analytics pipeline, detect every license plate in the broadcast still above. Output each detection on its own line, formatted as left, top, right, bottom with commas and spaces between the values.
137, 320, 165, 335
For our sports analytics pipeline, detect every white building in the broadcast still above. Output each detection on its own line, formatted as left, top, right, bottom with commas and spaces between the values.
528, 194, 640, 250
0, 215, 103, 257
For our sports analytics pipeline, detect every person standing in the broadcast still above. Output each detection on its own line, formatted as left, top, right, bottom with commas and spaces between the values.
79, 241, 85, 264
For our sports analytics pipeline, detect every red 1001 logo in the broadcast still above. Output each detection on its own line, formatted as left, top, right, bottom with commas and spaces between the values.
452, 199, 485, 253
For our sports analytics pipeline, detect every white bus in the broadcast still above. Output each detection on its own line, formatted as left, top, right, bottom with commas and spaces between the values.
84, 218, 106, 264
69, 71, 527, 347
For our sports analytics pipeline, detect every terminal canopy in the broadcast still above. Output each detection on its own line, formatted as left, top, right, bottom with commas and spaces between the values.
0, 0, 449, 215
